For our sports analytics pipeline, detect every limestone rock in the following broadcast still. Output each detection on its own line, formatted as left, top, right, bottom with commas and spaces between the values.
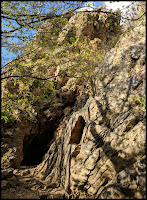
1, 7, 146, 200
46, 188, 65, 199
89, 38, 102, 50
1, 168, 14, 179
1, 180, 9, 190
31, 19, 145, 199
57, 10, 120, 44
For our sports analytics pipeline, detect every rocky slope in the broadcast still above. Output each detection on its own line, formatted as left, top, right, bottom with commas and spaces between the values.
1, 8, 146, 199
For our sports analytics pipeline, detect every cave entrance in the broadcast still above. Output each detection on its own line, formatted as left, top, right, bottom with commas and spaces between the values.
21, 132, 54, 166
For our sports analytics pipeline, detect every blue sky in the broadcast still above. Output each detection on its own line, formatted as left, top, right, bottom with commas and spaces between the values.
1, 1, 103, 69
1, 1, 133, 69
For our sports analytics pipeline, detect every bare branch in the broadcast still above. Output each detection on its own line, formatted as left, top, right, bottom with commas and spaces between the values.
1, 74, 76, 81
79, 10, 146, 21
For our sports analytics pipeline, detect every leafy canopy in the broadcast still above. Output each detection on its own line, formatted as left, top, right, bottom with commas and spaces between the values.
1, 1, 146, 122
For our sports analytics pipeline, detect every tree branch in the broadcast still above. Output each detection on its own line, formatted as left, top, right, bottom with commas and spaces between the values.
2, 26, 23, 34
1, 74, 76, 80
79, 10, 146, 21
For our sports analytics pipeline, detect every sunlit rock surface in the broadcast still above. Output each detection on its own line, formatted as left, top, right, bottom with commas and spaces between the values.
1, 9, 146, 199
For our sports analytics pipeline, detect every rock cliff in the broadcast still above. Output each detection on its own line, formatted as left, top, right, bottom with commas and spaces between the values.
1, 8, 146, 199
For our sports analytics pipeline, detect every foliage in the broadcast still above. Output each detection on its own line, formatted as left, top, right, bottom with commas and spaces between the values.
1, 1, 146, 123
1, 106, 16, 123
2, 1, 146, 60
1, 1, 85, 61
131, 95, 146, 111
2, 151, 11, 161
119, 1, 146, 33
137, 96, 146, 109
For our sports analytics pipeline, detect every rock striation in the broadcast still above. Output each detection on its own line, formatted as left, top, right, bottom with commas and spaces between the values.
32, 20, 146, 199
1, 8, 146, 199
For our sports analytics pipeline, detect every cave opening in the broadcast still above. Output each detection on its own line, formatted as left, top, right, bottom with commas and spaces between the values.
21, 132, 54, 166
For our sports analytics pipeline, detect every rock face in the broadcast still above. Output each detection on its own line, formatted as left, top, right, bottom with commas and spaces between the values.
1, 9, 146, 199
32, 21, 146, 199
57, 10, 120, 44
1, 83, 78, 168
89, 37, 102, 50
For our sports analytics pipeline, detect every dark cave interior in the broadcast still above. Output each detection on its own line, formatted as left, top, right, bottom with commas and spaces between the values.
21, 132, 54, 166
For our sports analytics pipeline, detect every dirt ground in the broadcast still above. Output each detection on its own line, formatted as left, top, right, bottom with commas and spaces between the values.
1, 166, 66, 199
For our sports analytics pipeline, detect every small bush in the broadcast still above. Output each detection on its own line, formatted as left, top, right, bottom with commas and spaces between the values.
1, 107, 15, 123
